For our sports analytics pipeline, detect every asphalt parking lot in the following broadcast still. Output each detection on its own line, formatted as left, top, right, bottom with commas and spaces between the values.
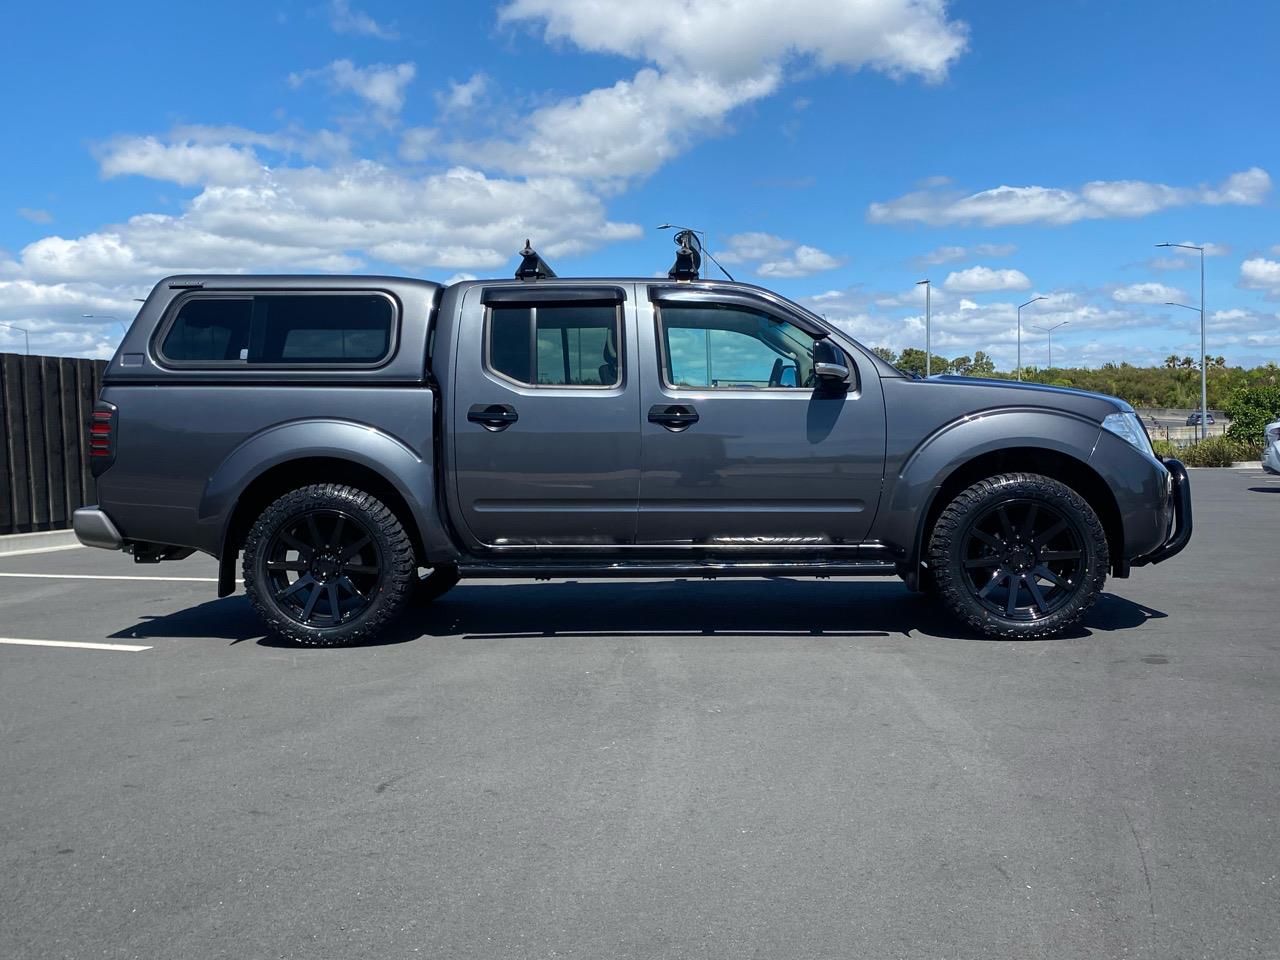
2, 468, 1277, 960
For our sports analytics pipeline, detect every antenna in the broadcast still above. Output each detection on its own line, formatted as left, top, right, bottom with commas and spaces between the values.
514, 239, 556, 280
657, 224, 734, 281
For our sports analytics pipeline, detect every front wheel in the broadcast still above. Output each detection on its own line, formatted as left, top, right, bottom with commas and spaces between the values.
927, 473, 1109, 640
242, 484, 416, 646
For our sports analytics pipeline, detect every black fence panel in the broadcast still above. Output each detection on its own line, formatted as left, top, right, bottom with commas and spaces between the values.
0, 352, 109, 535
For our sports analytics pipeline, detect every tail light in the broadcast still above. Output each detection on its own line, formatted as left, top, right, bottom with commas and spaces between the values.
89, 400, 117, 476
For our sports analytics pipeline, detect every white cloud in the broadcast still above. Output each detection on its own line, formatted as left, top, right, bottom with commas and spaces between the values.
329, 0, 398, 39
453, 68, 780, 181
716, 232, 843, 278
499, 0, 967, 83
436, 74, 489, 115
758, 245, 843, 278
1239, 257, 1280, 294
1112, 282, 1187, 304
716, 232, 794, 264
398, 127, 437, 162
290, 60, 416, 119
868, 167, 1272, 226
943, 265, 1031, 293
17, 207, 53, 224
477, 0, 966, 183
97, 136, 263, 186
918, 242, 1016, 265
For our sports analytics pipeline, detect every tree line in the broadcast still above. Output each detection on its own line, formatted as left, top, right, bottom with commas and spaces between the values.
871, 347, 1280, 410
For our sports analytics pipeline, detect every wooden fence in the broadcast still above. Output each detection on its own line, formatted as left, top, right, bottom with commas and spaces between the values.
1, 353, 107, 535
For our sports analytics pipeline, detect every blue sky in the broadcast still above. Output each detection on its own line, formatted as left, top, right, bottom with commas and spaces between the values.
1, 0, 1277, 366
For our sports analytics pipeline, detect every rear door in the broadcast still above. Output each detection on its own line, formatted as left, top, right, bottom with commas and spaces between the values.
636, 286, 886, 546
450, 284, 640, 547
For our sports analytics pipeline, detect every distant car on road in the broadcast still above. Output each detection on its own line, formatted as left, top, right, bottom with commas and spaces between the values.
1186, 412, 1216, 426
1264, 419, 1280, 475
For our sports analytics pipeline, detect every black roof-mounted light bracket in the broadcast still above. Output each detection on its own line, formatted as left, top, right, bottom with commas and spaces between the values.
515, 239, 557, 280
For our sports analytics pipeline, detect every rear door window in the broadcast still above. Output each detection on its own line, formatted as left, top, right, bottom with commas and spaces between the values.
486, 303, 621, 387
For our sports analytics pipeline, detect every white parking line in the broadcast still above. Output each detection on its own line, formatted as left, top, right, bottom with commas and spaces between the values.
0, 637, 152, 652
0, 544, 84, 559
0, 572, 227, 582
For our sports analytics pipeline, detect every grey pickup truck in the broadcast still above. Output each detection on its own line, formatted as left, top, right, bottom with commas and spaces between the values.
74, 241, 1191, 645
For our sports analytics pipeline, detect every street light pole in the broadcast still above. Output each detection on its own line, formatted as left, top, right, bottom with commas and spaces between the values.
1032, 320, 1070, 370
1157, 243, 1207, 440
1165, 300, 1209, 440
916, 279, 931, 376
1016, 296, 1046, 381
0, 321, 30, 355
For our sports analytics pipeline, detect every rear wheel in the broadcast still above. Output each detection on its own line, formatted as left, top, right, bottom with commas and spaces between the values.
927, 473, 1108, 639
243, 484, 415, 646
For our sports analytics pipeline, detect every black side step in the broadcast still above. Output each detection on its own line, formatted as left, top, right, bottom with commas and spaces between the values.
456, 560, 899, 580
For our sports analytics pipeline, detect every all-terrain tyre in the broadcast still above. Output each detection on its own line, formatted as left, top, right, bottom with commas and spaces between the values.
243, 484, 416, 646
927, 472, 1108, 640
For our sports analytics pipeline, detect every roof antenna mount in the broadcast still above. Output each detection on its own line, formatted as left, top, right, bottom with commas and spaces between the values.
657, 224, 734, 282
515, 239, 556, 280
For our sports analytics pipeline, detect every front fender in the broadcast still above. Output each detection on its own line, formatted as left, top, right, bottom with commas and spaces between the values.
875, 407, 1105, 564
197, 417, 452, 562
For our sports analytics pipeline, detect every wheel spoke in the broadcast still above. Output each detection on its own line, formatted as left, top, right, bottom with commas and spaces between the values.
344, 564, 379, 575
300, 582, 323, 621
1026, 576, 1049, 614
277, 574, 314, 599
337, 576, 367, 601
1032, 519, 1068, 548
306, 515, 324, 549
965, 555, 1000, 568
977, 569, 1006, 599
266, 560, 309, 572
997, 506, 1015, 541
331, 514, 346, 546
341, 535, 372, 562
279, 531, 312, 557
1005, 575, 1021, 615
1022, 504, 1039, 540
326, 582, 341, 621
971, 529, 1003, 551
1033, 564, 1070, 588
1039, 549, 1081, 562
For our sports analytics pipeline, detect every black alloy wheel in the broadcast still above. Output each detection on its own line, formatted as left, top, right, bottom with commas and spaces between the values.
927, 473, 1109, 640
960, 498, 1085, 621
243, 484, 415, 646
263, 509, 382, 627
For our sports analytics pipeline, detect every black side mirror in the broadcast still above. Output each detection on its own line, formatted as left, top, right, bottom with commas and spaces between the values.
813, 338, 851, 387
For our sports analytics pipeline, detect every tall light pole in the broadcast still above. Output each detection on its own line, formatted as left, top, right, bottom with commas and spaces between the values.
1165, 301, 1209, 440
1156, 243, 1207, 441
1032, 320, 1069, 370
0, 321, 30, 355
916, 279, 931, 376
1016, 296, 1046, 381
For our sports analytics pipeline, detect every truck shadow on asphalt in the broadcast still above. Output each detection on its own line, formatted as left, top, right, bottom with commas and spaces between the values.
108, 579, 1166, 648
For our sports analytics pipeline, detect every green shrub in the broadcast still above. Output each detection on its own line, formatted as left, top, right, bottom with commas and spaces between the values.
1170, 435, 1262, 467
1225, 385, 1280, 445
1151, 439, 1179, 459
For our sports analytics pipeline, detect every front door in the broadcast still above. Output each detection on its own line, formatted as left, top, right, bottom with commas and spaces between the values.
451, 284, 639, 548
636, 289, 885, 546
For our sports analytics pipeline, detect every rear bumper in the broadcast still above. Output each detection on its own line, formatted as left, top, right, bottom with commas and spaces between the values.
1131, 458, 1192, 567
72, 506, 124, 551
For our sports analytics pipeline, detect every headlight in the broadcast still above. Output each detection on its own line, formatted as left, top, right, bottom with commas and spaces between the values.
1102, 412, 1155, 458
